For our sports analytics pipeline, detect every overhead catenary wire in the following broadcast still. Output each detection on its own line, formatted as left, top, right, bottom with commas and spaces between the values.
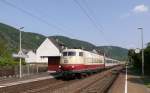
73, 0, 116, 53
1, 0, 114, 48
0, 0, 67, 32
73, 0, 103, 33
81, 0, 104, 31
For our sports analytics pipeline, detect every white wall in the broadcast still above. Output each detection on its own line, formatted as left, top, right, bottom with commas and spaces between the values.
36, 38, 60, 63
25, 51, 36, 63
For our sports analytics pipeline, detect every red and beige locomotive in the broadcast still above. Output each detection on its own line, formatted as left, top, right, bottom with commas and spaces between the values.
60, 49, 105, 72
58, 49, 120, 77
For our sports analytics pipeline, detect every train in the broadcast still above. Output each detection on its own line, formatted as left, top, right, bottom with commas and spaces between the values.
58, 49, 120, 78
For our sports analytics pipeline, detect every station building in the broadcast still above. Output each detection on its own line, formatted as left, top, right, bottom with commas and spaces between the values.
25, 37, 64, 72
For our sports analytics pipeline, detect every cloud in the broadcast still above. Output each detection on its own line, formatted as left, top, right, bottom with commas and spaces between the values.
120, 4, 149, 19
132, 4, 149, 13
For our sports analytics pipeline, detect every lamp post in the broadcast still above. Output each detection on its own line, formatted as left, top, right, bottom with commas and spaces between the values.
104, 52, 106, 68
18, 27, 24, 78
138, 27, 144, 76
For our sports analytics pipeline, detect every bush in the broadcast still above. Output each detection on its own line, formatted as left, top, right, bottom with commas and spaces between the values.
0, 57, 17, 66
128, 44, 150, 75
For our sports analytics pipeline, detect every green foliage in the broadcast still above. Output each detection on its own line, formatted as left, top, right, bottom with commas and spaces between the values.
142, 76, 150, 88
51, 36, 96, 50
97, 46, 128, 61
0, 39, 17, 66
0, 23, 45, 67
128, 49, 141, 70
0, 23, 46, 52
0, 57, 17, 66
144, 46, 150, 75
128, 44, 150, 75
0, 39, 6, 56
147, 42, 150, 47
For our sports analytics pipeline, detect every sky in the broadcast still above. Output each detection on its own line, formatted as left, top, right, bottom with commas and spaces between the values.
0, 0, 150, 49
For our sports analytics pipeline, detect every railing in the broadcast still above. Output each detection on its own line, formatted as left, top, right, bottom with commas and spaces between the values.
0, 65, 48, 78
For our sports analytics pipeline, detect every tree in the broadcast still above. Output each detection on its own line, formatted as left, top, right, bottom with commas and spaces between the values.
128, 49, 141, 70
147, 42, 150, 47
144, 45, 150, 75
0, 40, 17, 66
128, 43, 150, 75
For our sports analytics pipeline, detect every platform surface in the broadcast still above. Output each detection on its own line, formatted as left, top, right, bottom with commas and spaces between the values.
0, 72, 53, 88
108, 69, 150, 93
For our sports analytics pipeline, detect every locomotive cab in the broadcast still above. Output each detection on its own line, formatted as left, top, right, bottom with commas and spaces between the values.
60, 49, 84, 71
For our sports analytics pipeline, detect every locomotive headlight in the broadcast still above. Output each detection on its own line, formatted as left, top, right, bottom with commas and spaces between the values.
59, 65, 61, 68
71, 65, 75, 68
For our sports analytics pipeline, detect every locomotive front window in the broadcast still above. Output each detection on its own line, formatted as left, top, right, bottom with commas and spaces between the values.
106, 60, 112, 63
63, 52, 67, 56
68, 52, 76, 56
63, 51, 76, 56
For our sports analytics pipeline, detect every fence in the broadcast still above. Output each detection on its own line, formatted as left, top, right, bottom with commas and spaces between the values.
0, 64, 48, 78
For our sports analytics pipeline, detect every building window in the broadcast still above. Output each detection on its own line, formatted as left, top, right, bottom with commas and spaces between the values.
41, 56, 47, 59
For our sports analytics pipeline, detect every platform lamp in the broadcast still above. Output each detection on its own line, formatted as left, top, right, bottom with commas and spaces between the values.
18, 27, 24, 78
138, 27, 144, 76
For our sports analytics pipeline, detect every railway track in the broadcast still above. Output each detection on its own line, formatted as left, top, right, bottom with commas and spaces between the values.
0, 66, 123, 93
0, 78, 63, 93
23, 79, 78, 93
50, 66, 121, 93
79, 72, 118, 93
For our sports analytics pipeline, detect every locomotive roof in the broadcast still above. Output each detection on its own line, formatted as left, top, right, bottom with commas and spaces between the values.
62, 49, 83, 51
62, 49, 101, 55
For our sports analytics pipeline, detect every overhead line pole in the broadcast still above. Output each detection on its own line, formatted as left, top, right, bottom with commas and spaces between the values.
19, 29, 22, 78
138, 27, 144, 76
19, 27, 24, 78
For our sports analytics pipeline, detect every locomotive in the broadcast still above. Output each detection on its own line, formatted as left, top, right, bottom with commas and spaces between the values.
59, 49, 120, 78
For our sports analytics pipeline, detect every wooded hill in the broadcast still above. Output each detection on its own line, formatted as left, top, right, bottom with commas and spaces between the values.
0, 23, 128, 61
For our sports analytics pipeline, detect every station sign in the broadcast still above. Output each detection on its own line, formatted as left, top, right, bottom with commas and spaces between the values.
135, 48, 140, 53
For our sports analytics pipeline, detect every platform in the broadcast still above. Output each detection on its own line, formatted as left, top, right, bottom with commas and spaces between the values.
108, 68, 150, 93
0, 72, 53, 88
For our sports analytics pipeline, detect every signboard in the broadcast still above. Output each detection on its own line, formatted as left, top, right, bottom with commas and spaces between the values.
12, 50, 28, 58
135, 48, 140, 53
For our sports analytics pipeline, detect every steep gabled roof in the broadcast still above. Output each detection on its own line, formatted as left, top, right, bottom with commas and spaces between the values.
48, 37, 64, 51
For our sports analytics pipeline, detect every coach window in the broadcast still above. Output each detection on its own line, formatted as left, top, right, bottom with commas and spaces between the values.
79, 52, 83, 56
68, 52, 76, 56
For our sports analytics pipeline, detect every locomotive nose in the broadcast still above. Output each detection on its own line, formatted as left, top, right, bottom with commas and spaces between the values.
60, 65, 75, 71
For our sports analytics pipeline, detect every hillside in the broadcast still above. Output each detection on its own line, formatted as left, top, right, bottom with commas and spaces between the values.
96, 46, 128, 61
0, 23, 46, 52
0, 23, 128, 61
50, 36, 96, 51
49, 36, 128, 60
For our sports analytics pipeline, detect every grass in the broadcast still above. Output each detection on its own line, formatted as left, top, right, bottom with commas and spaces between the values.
127, 66, 141, 75
128, 66, 150, 88
142, 76, 150, 88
